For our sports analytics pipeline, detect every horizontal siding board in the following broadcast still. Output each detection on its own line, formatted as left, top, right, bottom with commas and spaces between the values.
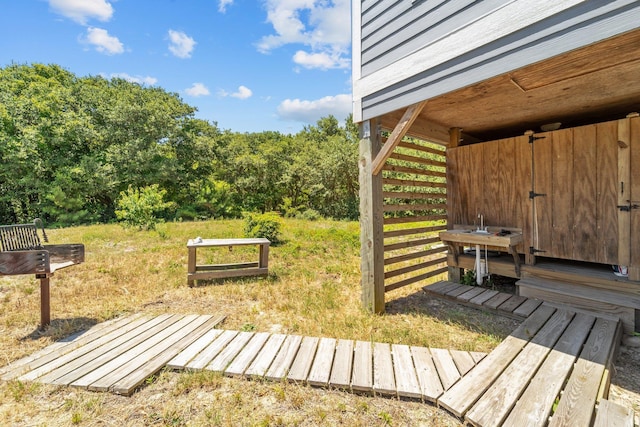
356, 1, 640, 121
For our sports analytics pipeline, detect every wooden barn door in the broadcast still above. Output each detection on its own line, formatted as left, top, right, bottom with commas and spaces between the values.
625, 116, 640, 281
531, 121, 619, 264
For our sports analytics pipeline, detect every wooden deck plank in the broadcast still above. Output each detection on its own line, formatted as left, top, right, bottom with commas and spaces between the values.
449, 350, 476, 376
423, 281, 454, 293
430, 348, 460, 391
469, 289, 499, 306
438, 304, 556, 417
206, 331, 254, 373
225, 332, 271, 377
549, 317, 620, 427
0, 314, 143, 379
431, 281, 465, 295
503, 312, 596, 427
307, 338, 336, 387
466, 309, 575, 427
496, 295, 527, 313
110, 315, 224, 395
17, 315, 172, 383
593, 399, 635, 427
469, 352, 487, 364
513, 298, 543, 317
392, 344, 421, 399
457, 287, 488, 302
329, 339, 354, 389
483, 292, 513, 310
265, 334, 303, 381
187, 329, 239, 370
245, 333, 287, 378
166, 328, 224, 369
287, 336, 319, 383
410, 346, 443, 402
79, 315, 202, 391
351, 340, 373, 392
373, 342, 396, 396
38, 315, 179, 385
445, 284, 474, 297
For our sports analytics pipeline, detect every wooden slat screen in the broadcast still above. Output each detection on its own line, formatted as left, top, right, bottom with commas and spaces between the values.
381, 136, 448, 292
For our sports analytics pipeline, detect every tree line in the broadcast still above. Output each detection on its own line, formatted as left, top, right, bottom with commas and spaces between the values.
0, 63, 359, 226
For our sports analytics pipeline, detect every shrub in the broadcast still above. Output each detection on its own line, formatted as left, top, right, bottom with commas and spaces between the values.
115, 185, 174, 230
243, 212, 282, 243
297, 208, 321, 221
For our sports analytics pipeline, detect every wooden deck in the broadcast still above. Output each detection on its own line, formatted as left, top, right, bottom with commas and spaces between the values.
0, 313, 486, 399
1, 302, 632, 425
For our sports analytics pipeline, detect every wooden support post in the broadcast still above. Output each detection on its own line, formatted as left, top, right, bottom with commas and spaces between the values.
39, 276, 50, 328
447, 128, 463, 282
359, 119, 385, 313
618, 118, 631, 274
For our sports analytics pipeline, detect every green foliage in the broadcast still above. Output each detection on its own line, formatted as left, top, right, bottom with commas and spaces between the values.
0, 63, 359, 225
243, 212, 282, 243
461, 269, 477, 286
115, 185, 174, 230
297, 208, 321, 221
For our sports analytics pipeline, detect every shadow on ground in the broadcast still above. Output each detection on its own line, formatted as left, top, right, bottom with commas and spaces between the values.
21, 317, 100, 342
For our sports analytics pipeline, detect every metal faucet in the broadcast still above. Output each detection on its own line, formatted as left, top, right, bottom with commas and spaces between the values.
477, 213, 485, 232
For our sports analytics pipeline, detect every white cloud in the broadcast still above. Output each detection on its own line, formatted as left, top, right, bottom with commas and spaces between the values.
168, 30, 196, 59
49, 0, 114, 24
84, 27, 123, 55
277, 93, 351, 123
109, 73, 157, 86
185, 83, 211, 97
257, 0, 350, 70
218, 85, 253, 100
218, 0, 234, 13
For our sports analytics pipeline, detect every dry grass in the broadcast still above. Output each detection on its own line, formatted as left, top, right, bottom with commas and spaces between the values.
0, 218, 519, 426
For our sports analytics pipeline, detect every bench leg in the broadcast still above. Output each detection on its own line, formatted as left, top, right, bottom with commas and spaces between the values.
187, 247, 197, 287
259, 244, 270, 270
39, 276, 51, 329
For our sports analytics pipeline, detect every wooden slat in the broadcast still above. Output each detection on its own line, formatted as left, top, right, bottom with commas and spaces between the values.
593, 399, 635, 427
396, 140, 446, 157
512, 298, 543, 317
572, 124, 598, 261
225, 332, 271, 377
483, 292, 514, 310
388, 152, 446, 168
469, 289, 499, 306
383, 203, 447, 213
410, 346, 443, 402
466, 309, 575, 427
384, 246, 447, 265
0, 314, 144, 380
618, 118, 631, 267
382, 163, 447, 178
17, 315, 172, 382
384, 236, 440, 252
39, 315, 180, 385
287, 336, 319, 383
166, 328, 224, 369
430, 348, 460, 391
384, 266, 448, 292
427, 281, 464, 295
551, 129, 574, 259
391, 344, 421, 399
469, 352, 487, 364
206, 331, 254, 373
384, 258, 445, 279
449, 350, 476, 376
307, 338, 336, 387
497, 295, 528, 313
446, 284, 475, 297
383, 214, 447, 225
329, 339, 354, 389
438, 304, 556, 417
110, 315, 224, 395
383, 224, 447, 238
245, 333, 287, 378
78, 315, 202, 391
187, 329, 239, 370
351, 340, 373, 392
549, 317, 620, 427
373, 342, 396, 396
265, 334, 303, 381
456, 287, 486, 302
383, 190, 445, 201
503, 313, 596, 427
596, 120, 619, 264
383, 177, 447, 189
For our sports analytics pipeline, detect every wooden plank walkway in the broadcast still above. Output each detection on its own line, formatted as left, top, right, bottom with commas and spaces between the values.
0, 313, 486, 400
423, 280, 541, 319
1, 303, 631, 425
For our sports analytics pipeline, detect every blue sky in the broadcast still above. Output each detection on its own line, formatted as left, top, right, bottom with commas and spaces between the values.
0, 0, 353, 134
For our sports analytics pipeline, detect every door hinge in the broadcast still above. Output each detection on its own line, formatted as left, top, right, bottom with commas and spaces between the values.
529, 135, 545, 144
529, 247, 546, 255
618, 201, 640, 212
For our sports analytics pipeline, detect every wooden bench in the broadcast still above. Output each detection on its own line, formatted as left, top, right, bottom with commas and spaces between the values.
0, 219, 85, 328
187, 238, 270, 287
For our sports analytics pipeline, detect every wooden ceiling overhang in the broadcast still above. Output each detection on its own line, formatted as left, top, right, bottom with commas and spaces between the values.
379, 29, 640, 145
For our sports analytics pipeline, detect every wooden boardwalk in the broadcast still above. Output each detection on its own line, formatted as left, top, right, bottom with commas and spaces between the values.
0, 313, 486, 399
1, 300, 632, 425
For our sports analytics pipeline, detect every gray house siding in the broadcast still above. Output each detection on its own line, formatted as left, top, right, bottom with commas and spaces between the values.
353, 0, 640, 122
